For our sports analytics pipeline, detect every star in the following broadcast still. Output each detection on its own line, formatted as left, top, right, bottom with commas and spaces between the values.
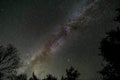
67, 58, 71, 62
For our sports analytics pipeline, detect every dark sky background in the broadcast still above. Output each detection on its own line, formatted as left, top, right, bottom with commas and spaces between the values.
0, 0, 120, 80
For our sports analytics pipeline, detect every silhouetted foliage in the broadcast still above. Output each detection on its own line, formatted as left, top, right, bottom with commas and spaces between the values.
99, 8, 120, 80
0, 44, 80, 80
99, 27, 120, 80
100, 27, 120, 63
27, 67, 80, 80
61, 67, 80, 80
99, 64, 118, 80
15, 74, 27, 80
8, 74, 27, 80
0, 44, 20, 80
29, 73, 39, 80
43, 74, 57, 80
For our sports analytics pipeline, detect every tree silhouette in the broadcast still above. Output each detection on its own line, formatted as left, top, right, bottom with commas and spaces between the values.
29, 73, 39, 80
61, 67, 80, 80
99, 27, 120, 80
0, 44, 20, 80
99, 8, 120, 80
0, 44, 80, 80
7, 74, 28, 80
43, 74, 57, 80
28, 67, 80, 80
15, 74, 27, 80
5, 67, 80, 80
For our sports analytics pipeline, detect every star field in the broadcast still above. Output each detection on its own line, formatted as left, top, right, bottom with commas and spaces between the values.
0, 0, 120, 80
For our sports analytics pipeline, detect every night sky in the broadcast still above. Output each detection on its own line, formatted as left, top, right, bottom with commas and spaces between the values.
0, 0, 120, 80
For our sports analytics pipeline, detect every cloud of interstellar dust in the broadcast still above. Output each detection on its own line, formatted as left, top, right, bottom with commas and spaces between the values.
18, 0, 100, 76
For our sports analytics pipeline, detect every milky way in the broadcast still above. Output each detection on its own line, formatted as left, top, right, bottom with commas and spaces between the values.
0, 0, 119, 79
20, 0, 100, 75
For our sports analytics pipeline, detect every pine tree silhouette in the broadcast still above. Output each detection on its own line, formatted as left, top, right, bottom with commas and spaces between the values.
16, 74, 27, 80
43, 74, 57, 80
29, 73, 39, 80
0, 44, 20, 80
61, 67, 80, 80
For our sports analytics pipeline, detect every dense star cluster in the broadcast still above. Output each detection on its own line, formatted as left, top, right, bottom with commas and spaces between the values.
0, 0, 120, 80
